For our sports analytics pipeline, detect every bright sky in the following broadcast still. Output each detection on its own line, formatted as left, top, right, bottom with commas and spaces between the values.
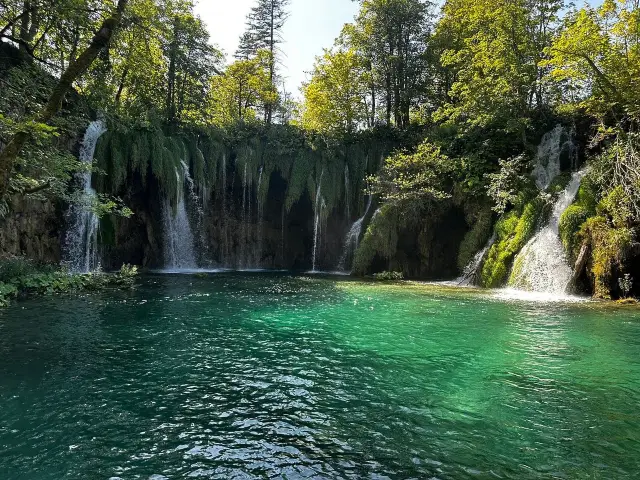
194, 0, 360, 97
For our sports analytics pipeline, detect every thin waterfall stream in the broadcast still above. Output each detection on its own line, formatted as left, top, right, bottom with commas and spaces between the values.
64, 120, 107, 273
311, 170, 324, 272
338, 196, 373, 271
163, 167, 197, 271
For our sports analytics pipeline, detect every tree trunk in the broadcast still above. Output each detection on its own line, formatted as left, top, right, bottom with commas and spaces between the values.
266, 0, 275, 125
0, 0, 129, 201
569, 243, 590, 293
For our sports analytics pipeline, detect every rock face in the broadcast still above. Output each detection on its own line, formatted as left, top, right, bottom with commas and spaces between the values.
0, 196, 62, 264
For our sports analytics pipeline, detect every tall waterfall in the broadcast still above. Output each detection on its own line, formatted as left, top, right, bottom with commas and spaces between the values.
532, 124, 576, 190
163, 168, 197, 271
64, 120, 107, 273
337, 196, 373, 271
311, 170, 324, 272
508, 170, 585, 294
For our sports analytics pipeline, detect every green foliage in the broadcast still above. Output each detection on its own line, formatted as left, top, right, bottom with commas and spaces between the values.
0, 282, 18, 307
486, 155, 532, 214
457, 206, 493, 271
579, 215, 633, 299
299, 48, 368, 135
480, 198, 546, 288
369, 141, 455, 203
373, 271, 404, 281
0, 256, 139, 307
353, 204, 399, 275
545, 0, 640, 118
559, 205, 590, 260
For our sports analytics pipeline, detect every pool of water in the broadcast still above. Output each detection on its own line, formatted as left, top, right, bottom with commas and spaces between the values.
1, 273, 639, 479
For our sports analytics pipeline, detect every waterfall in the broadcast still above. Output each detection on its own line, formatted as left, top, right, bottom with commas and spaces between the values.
344, 164, 350, 220
64, 120, 107, 273
311, 170, 324, 272
163, 168, 197, 271
457, 234, 496, 286
256, 166, 264, 267
532, 124, 576, 190
181, 160, 208, 264
240, 163, 248, 268
508, 170, 586, 294
337, 196, 373, 271
221, 153, 229, 264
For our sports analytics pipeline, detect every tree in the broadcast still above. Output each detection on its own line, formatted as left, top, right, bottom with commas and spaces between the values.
235, 0, 290, 124
0, 0, 129, 201
433, 0, 563, 136
207, 50, 275, 126
545, 0, 640, 120
341, 0, 432, 128
299, 48, 368, 135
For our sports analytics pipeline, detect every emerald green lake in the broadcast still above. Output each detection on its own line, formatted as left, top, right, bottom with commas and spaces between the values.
1, 273, 640, 479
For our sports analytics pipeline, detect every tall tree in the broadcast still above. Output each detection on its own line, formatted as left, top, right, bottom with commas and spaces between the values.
433, 0, 563, 137
299, 48, 368, 135
207, 50, 275, 126
235, 0, 290, 124
341, 0, 432, 128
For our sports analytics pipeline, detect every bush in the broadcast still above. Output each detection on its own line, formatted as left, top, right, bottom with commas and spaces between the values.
0, 256, 54, 283
373, 271, 404, 281
579, 216, 632, 299
559, 204, 589, 262
0, 258, 140, 307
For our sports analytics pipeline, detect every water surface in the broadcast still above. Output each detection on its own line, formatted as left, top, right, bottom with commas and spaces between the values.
1, 274, 639, 479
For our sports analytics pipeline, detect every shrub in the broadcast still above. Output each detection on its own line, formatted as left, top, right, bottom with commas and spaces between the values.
579, 216, 632, 299
559, 204, 589, 262
373, 271, 404, 281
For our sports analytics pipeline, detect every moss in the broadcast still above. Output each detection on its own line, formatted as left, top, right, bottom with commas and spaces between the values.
353, 204, 399, 275
480, 197, 545, 288
547, 171, 572, 195
457, 205, 493, 271
559, 204, 589, 262
580, 215, 633, 299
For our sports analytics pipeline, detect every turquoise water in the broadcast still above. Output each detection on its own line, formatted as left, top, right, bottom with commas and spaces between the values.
1, 273, 640, 479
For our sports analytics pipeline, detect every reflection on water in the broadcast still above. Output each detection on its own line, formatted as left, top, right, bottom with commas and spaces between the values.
0, 273, 639, 479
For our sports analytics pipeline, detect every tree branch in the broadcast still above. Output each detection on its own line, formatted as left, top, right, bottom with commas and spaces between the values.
0, 0, 129, 201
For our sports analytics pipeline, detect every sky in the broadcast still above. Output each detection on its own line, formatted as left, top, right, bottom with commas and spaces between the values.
194, 0, 360, 97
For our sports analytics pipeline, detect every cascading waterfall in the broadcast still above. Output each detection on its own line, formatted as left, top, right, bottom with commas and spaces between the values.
508, 170, 586, 294
163, 168, 197, 271
532, 124, 576, 190
457, 234, 496, 286
64, 120, 107, 273
180, 160, 208, 264
311, 170, 324, 272
337, 196, 373, 271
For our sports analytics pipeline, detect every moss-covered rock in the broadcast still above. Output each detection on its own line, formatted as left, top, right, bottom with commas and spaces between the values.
559, 204, 590, 262
457, 205, 493, 272
480, 197, 546, 288
579, 216, 633, 299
